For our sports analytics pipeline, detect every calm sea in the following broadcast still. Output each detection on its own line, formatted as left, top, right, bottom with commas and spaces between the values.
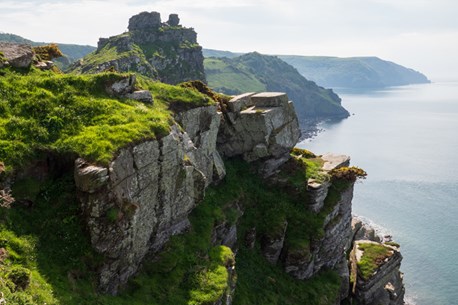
297, 82, 458, 305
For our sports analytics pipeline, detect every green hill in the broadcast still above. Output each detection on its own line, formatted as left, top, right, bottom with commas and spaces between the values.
203, 48, 430, 89
204, 52, 349, 124
278, 55, 430, 88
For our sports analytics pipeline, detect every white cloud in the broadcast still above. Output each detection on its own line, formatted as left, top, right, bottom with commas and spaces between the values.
0, 0, 457, 79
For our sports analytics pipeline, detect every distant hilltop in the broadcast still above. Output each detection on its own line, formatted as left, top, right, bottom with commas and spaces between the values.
70, 11, 206, 85
203, 49, 431, 89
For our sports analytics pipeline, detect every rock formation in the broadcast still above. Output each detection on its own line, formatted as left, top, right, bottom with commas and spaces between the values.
71, 11, 206, 85
0, 42, 33, 68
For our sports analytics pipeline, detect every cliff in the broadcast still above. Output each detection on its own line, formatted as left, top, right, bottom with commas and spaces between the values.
69, 12, 206, 85
203, 48, 430, 89
0, 44, 405, 305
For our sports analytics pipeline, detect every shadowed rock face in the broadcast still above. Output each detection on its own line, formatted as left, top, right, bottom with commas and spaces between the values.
128, 11, 162, 31
0, 42, 33, 68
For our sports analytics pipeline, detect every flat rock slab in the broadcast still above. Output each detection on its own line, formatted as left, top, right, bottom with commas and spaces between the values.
321, 153, 350, 171
252, 92, 289, 107
0, 42, 33, 68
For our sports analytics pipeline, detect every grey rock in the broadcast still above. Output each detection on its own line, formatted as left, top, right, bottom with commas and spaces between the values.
352, 241, 405, 305
128, 11, 162, 31
307, 180, 331, 213
74, 159, 109, 193
0, 42, 33, 68
126, 90, 153, 104
352, 217, 382, 243
167, 14, 180, 26
108, 75, 136, 96
251, 92, 289, 107
218, 92, 300, 175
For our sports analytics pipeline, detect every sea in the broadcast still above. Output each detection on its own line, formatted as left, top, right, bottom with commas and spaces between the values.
296, 81, 458, 305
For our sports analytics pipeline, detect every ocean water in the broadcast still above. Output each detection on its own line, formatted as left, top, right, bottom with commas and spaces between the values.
297, 82, 458, 305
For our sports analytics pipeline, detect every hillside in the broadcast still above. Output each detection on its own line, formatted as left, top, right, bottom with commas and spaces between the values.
204, 52, 349, 125
203, 48, 430, 89
0, 33, 95, 65
278, 55, 430, 88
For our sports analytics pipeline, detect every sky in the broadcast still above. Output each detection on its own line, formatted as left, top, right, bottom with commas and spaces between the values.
1, 0, 458, 80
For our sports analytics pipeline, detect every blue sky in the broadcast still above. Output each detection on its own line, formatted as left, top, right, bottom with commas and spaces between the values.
1, 0, 457, 80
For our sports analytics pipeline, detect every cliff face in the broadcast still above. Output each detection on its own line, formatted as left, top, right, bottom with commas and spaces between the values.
70, 11, 206, 84
74, 92, 301, 294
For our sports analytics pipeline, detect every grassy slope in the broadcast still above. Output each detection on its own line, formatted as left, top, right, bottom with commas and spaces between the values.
0, 68, 214, 170
204, 53, 349, 119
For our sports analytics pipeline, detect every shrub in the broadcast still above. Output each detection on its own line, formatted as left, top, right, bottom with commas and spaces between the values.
291, 147, 316, 159
32, 44, 64, 61
330, 166, 367, 182
8, 266, 31, 290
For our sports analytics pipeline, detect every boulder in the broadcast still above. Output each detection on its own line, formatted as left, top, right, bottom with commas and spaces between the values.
128, 11, 162, 31
107, 74, 136, 96
126, 90, 153, 104
0, 42, 33, 68
218, 92, 300, 175
167, 14, 180, 26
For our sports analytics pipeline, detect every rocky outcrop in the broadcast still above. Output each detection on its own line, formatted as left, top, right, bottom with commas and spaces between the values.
106, 74, 154, 104
72, 11, 205, 84
218, 92, 300, 176
352, 241, 405, 305
283, 184, 354, 281
0, 42, 33, 68
75, 102, 224, 293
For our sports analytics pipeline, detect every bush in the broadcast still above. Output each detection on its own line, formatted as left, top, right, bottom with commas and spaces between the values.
291, 147, 316, 159
330, 166, 367, 182
8, 266, 31, 290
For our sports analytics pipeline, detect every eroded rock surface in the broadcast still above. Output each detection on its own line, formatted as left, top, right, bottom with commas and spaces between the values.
218, 92, 300, 176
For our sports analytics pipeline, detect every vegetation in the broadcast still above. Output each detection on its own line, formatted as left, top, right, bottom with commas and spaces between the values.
204, 53, 349, 120
0, 68, 215, 170
32, 43, 64, 61
330, 166, 367, 182
0, 156, 351, 304
357, 243, 393, 280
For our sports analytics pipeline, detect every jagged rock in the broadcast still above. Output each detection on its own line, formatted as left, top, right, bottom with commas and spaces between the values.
261, 220, 288, 264
167, 13, 180, 26
128, 11, 162, 31
352, 241, 405, 305
284, 184, 354, 279
175, 105, 225, 185
218, 92, 300, 175
34, 60, 54, 70
351, 217, 382, 243
307, 180, 331, 213
126, 90, 153, 104
74, 159, 109, 193
107, 75, 136, 96
0, 42, 33, 68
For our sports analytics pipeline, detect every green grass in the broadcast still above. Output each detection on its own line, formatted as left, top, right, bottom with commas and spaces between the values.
0, 68, 215, 170
357, 243, 393, 280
